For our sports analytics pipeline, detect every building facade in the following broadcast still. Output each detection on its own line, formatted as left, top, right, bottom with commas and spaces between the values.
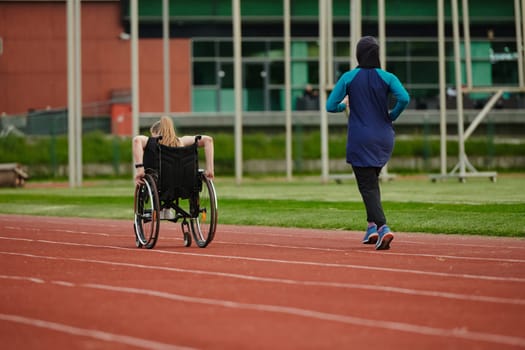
0, 0, 522, 117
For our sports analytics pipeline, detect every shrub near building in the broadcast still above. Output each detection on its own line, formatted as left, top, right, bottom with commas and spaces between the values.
0, 131, 523, 179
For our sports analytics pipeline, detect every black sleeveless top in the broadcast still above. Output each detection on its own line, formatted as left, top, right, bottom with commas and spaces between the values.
143, 136, 200, 201
143, 137, 161, 172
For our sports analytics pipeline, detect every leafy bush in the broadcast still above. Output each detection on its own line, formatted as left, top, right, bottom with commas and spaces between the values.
0, 132, 131, 165
0, 131, 523, 178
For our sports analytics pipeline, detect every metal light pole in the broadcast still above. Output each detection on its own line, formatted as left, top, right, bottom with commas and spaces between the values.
319, 0, 329, 183
233, 0, 243, 185
66, 0, 82, 188
451, 0, 466, 178
350, 0, 362, 69
437, 0, 447, 175
163, 0, 171, 114
515, 0, 525, 87
131, 0, 140, 138
284, 0, 292, 181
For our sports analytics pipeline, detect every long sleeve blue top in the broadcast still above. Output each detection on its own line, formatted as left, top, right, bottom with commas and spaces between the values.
326, 68, 410, 167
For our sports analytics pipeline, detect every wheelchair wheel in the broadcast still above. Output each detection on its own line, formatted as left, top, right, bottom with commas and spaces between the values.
133, 173, 160, 249
190, 174, 218, 248
181, 221, 192, 247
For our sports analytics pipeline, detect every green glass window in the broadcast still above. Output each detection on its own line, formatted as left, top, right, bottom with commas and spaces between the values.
219, 63, 234, 89
193, 62, 216, 86
193, 41, 216, 58
334, 41, 350, 58
269, 89, 283, 111
243, 41, 267, 58
269, 62, 285, 84
334, 62, 351, 81
306, 62, 319, 84
410, 62, 438, 84
269, 41, 284, 58
492, 61, 519, 85
386, 41, 407, 57
386, 61, 408, 82
409, 41, 438, 58
219, 41, 233, 58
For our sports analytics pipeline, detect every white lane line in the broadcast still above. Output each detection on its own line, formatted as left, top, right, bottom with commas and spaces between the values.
0, 313, 196, 350
3, 217, 525, 253
3, 230, 524, 265
216, 228, 525, 249
3, 276, 524, 348
4, 226, 109, 236
153, 251, 525, 283
211, 240, 525, 263
2, 237, 525, 283
353, 249, 525, 263
3, 223, 525, 262
0, 216, 124, 228
86, 284, 525, 348
0, 275, 45, 284
4, 216, 525, 250
2, 249, 524, 306
52, 280, 75, 287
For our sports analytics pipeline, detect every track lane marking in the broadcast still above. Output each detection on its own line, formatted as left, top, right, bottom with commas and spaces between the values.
4, 226, 110, 236
3, 223, 525, 262
1, 275, 524, 348
210, 240, 525, 263
4, 237, 524, 283
2, 250, 524, 306
0, 313, 196, 350
3, 217, 524, 251
2, 237, 525, 283
5, 231, 525, 264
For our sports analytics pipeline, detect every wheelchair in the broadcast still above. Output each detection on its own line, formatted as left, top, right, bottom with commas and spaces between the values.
133, 136, 217, 249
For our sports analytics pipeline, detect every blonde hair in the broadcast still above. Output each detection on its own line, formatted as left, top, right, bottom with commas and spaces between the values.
150, 116, 181, 147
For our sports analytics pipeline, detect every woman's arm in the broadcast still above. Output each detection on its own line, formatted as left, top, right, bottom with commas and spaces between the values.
326, 70, 359, 113
388, 74, 410, 121
180, 135, 215, 179
132, 135, 148, 185
199, 135, 214, 179
326, 79, 348, 113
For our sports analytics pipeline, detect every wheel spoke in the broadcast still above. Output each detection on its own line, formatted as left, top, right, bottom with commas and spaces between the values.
133, 174, 160, 249
190, 175, 217, 247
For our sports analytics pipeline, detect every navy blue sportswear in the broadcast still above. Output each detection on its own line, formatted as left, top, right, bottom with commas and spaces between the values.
326, 67, 409, 167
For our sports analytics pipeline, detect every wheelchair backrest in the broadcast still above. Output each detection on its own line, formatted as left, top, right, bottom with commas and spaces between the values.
143, 136, 200, 201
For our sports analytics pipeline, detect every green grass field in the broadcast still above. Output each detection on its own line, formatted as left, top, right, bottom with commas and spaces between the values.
0, 174, 524, 237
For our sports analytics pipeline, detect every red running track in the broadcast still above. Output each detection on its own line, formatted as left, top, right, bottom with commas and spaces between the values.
1, 214, 524, 349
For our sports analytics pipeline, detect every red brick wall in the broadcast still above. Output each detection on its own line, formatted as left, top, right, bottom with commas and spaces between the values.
0, 1, 190, 115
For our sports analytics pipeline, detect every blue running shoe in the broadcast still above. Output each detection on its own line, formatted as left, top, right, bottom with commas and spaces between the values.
376, 225, 394, 250
362, 225, 378, 244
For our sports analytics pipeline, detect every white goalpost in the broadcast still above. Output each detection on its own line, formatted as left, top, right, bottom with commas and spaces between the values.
430, 0, 525, 182
121, 0, 523, 185
322, 0, 394, 183
320, 0, 524, 184
66, 0, 83, 188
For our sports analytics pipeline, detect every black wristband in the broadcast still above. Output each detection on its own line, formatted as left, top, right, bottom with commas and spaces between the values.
135, 163, 144, 168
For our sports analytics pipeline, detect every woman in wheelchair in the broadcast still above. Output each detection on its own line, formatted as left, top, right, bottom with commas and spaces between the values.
131, 116, 217, 249
133, 116, 214, 185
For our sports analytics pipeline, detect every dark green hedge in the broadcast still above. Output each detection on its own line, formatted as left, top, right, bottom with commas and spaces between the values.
0, 131, 523, 176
